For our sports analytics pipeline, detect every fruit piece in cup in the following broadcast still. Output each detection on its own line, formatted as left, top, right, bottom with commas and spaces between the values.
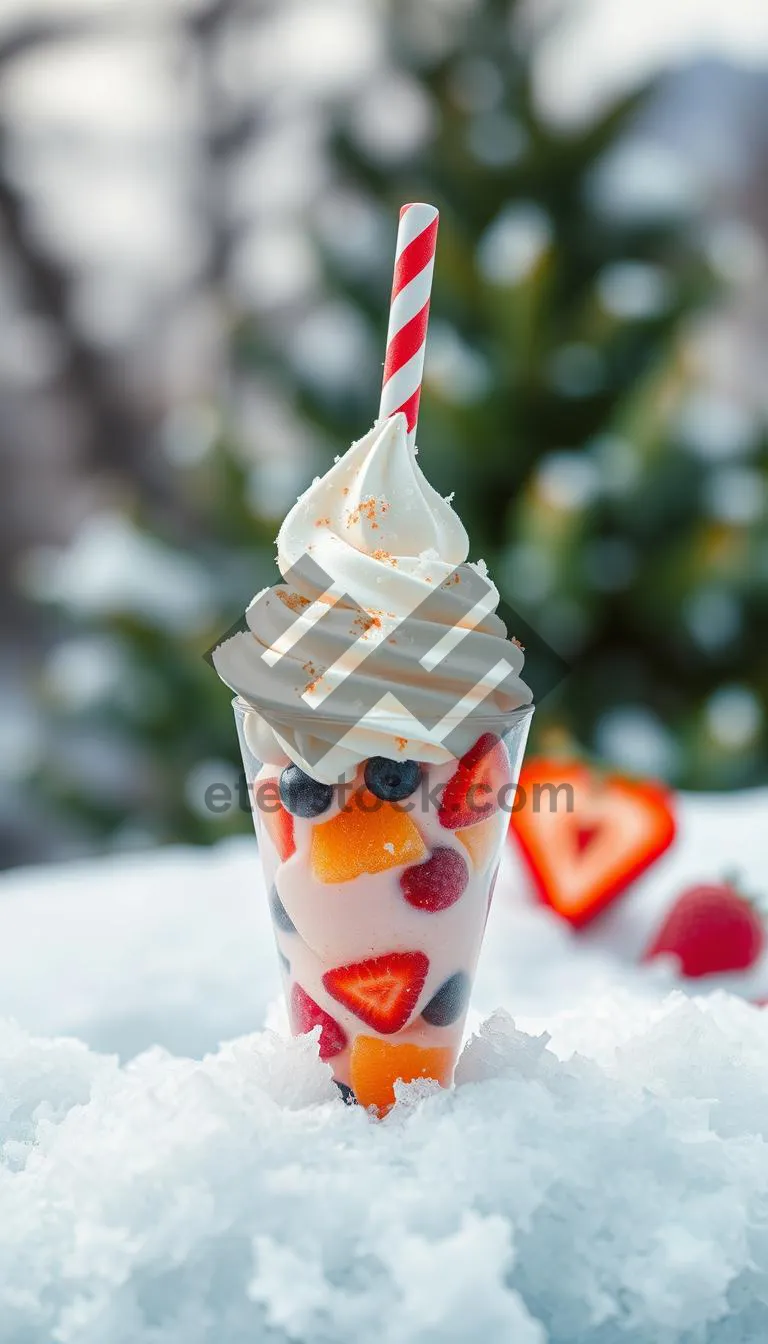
350, 1036, 454, 1116
311, 791, 427, 884
261, 790, 296, 861
421, 971, 470, 1026
290, 984, 348, 1061
438, 733, 510, 830
456, 812, 508, 873
249, 736, 518, 1110
323, 951, 429, 1036
400, 847, 469, 911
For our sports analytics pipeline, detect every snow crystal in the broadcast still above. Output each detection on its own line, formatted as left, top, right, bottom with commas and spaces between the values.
0, 788, 767, 1341
3, 996, 768, 1341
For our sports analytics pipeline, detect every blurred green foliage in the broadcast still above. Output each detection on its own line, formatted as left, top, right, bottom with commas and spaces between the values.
29, 0, 768, 854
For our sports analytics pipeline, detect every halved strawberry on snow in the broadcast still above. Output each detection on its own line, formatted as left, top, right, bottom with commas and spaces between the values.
510, 758, 676, 927
323, 951, 429, 1034
438, 733, 511, 830
643, 881, 765, 978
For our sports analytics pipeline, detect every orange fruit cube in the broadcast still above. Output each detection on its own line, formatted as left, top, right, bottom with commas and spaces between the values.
456, 813, 506, 874
350, 1035, 454, 1116
311, 790, 426, 884
260, 792, 296, 861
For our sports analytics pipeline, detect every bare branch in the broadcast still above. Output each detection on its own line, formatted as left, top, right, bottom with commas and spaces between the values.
0, 15, 116, 69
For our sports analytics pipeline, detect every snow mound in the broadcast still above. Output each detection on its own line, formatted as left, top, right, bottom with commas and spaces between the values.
4, 996, 768, 1343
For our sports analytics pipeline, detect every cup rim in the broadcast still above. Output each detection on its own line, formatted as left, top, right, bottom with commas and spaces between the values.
232, 694, 534, 729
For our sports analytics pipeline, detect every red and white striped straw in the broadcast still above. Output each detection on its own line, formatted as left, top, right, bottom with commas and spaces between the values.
379, 201, 439, 446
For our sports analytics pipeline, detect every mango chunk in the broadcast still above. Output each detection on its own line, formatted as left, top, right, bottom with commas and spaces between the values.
311, 791, 426, 884
350, 1035, 454, 1115
456, 813, 506, 873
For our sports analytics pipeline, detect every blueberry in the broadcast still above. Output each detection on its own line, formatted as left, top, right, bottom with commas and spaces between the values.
421, 971, 470, 1027
364, 757, 423, 802
335, 1081, 357, 1106
270, 885, 295, 933
279, 765, 333, 818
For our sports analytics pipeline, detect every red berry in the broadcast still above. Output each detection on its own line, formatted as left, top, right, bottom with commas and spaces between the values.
323, 951, 429, 1034
644, 882, 765, 978
438, 733, 510, 830
400, 847, 469, 912
290, 984, 347, 1060
261, 789, 296, 861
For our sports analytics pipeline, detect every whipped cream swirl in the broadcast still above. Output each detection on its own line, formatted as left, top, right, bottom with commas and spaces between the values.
213, 414, 532, 782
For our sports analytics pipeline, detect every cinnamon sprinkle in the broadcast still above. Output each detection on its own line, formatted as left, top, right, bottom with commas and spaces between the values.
345, 495, 389, 529
276, 590, 310, 612
352, 612, 383, 637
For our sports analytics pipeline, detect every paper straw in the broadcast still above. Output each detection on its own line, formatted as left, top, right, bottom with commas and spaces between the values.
379, 202, 439, 446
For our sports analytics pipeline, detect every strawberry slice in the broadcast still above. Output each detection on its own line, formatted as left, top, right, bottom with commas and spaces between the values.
510, 758, 675, 927
290, 984, 347, 1060
438, 734, 511, 830
643, 882, 765, 978
323, 951, 429, 1034
261, 786, 296, 861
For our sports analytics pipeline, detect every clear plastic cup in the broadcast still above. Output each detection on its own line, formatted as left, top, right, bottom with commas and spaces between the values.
234, 697, 533, 1113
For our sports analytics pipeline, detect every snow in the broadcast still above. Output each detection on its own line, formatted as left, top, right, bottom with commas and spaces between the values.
21, 512, 216, 633
531, 0, 768, 126
477, 202, 552, 287
0, 788, 767, 1340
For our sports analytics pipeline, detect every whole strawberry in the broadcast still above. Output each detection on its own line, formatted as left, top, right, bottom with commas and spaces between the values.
644, 881, 765, 978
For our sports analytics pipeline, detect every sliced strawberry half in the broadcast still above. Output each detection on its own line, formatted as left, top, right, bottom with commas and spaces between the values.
438, 733, 511, 831
510, 758, 676, 927
323, 951, 429, 1035
290, 983, 347, 1060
